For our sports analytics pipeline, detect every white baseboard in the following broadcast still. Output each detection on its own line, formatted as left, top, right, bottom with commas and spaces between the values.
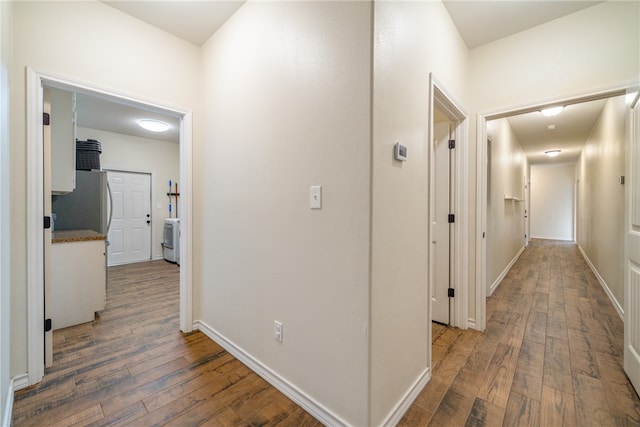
467, 318, 477, 330
381, 368, 430, 427
489, 246, 525, 296
2, 373, 27, 427
193, 320, 348, 427
2, 379, 13, 427
578, 245, 623, 320
530, 236, 574, 241
11, 374, 29, 392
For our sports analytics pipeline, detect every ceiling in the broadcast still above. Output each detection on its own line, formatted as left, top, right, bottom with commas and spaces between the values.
86, 1, 607, 158
103, 1, 245, 46
442, 1, 602, 49
76, 93, 181, 143
491, 98, 610, 165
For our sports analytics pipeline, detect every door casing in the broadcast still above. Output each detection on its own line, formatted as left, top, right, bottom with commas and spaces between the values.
26, 68, 193, 385
475, 83, 630, 332
428, 74, 469, 331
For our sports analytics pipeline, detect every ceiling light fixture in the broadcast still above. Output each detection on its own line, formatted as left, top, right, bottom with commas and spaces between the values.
545, 150, 561, 157
547, 124, 556, 130
541, 106, 564, 117
138, 119, 170, 132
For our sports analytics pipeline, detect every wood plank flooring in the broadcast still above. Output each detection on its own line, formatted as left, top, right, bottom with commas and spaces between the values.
400, 239, 640, 426
13, 239, 640, 426
12, 260, 319, 426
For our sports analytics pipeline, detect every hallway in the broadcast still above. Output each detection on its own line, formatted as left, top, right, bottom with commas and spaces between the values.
400, 239, 640, 426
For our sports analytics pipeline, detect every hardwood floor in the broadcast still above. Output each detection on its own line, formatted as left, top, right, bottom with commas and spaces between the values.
12, 260, 319, 426
400, 239, 640, 426
13, 240, 640, 426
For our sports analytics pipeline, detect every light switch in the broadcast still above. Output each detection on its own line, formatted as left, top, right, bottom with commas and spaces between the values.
310, 185, 322, 209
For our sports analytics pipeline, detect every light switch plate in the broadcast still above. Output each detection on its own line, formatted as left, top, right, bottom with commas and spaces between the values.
310, 185, 322, 209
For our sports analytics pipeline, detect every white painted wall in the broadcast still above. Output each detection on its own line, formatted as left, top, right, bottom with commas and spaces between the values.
76, 127, 180, 261
371, 2, 468, 424
11, 0, 199, 380
530, 164, 575, 241
469, 0, 639, 323
197, 2, 371, 425
486, 119, 527, 293
0, 1, 12, 424
470, 2, 639, 112
577, 95, 626, 310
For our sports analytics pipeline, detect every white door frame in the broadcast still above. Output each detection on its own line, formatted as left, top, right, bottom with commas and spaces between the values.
26, 68, 193, 385
475, 83, 629, 332
428, 74, 469, 329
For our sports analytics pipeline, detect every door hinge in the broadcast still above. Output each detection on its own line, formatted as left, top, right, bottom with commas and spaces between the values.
448, 288, 455, 298
43, 112, 50, 126
448, 139, 456, 149
44, 318, 52, 332
44, 216, 51, 229
448, 214, 455, 223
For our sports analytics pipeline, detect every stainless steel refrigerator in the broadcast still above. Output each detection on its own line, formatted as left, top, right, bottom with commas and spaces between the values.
52, 170, 112, 235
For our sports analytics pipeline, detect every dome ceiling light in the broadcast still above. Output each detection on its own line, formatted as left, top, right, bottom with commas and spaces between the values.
138, 119, 170, 132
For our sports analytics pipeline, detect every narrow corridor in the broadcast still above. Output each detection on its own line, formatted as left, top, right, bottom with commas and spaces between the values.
401, 239, 640, 426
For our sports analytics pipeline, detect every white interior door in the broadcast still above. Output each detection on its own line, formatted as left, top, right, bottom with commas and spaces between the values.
624, 93, 640, 393
432, 121, 452, 324
107, 171, 151, 266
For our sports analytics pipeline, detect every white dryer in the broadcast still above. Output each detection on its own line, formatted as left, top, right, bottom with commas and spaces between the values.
163, 218, 180, 264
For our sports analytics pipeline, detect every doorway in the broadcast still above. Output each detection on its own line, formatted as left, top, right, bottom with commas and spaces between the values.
429, 74, 468, 328
107, 170, 152, 266
26, 69, 193, 384
476, 86, 629, 332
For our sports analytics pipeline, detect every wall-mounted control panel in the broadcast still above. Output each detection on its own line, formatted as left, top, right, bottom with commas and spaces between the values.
394, 142, 407, 161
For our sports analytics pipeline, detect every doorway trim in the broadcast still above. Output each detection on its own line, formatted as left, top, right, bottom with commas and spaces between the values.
26, 68, 193, 385
475, 83, 630, 332
428, 73, 469, 329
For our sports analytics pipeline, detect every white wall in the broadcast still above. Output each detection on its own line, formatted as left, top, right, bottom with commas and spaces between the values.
470, 2, 639, 111
530, 164, 575, 241
486, 119, 527, 293
0, 1, 12, 424
577, 95, 626, 310
77, 127, 180, 261
197, 2, 371, 425
371, 2, 468, 424
11, 0, 199, 380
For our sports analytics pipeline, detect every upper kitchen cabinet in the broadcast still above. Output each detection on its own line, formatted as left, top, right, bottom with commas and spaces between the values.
50, 87, 76, 194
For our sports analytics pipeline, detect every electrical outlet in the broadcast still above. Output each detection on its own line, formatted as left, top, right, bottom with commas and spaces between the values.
274, 320, 283, 342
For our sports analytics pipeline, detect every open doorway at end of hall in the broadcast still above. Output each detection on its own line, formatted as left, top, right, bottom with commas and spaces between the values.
475, 86, 631, 333
27, 69, 192, 386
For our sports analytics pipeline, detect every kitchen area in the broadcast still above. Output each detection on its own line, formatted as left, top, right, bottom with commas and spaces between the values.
48, 87, 108, 330
45, 85, 181, 336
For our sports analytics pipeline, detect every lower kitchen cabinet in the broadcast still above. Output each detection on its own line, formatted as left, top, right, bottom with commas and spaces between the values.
51, 238, 106, 330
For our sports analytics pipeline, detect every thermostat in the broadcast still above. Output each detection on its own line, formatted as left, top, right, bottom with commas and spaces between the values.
394, 142, 407, 161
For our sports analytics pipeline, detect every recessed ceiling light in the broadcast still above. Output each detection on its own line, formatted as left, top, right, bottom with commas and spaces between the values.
545, 150, 561, 157
541, 106, 564, 117
138, 119, 170, 132
547, 124, 556, 130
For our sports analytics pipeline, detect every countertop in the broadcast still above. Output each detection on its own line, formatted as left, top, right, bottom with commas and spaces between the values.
52, 229, 107, 244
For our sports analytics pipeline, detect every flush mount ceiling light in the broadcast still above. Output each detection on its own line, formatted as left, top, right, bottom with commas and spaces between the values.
545, 150, 562, 157
541, 106, 564, 117
138, 119, 170, 132
547, 124, 556, 130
